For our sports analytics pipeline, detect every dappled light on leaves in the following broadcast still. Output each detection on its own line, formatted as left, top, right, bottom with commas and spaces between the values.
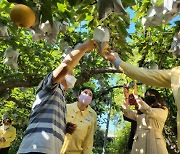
0, 0, 179, 153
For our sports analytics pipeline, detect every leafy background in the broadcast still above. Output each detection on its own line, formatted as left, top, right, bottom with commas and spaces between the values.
0, 0, 179, 153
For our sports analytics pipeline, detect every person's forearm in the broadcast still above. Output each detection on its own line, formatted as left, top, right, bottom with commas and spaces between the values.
120, 61, 171, 88
53, 42, 91, 83
112, 58, 171, 88
123, 105, 137, 121
62, 45, 88, 70
54, 48, 86, 77
139, 101, 168, 120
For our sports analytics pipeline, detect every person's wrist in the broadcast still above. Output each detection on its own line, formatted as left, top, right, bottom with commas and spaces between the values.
109, 57, 116, 63
113, 58, 122, 69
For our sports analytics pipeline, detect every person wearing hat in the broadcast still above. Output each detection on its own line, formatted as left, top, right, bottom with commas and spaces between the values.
0, 118, 16, 154
98, 49, 180, 150
18, 40, 95, 154
60, 87, 97, 154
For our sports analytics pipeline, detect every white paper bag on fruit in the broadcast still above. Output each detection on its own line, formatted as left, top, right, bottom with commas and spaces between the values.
93, 26, 110, 52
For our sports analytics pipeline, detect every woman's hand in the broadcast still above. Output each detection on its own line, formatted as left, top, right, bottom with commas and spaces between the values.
98, 48, 118, 63
132, 81, 138, 96
136, 97, 144, 109
123, 85, 129, 99
122, 85, 130, 108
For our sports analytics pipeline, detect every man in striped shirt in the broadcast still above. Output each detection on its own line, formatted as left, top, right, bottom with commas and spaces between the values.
18, 40, 95, 154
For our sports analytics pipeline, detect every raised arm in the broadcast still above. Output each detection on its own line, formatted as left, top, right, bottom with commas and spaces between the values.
122, 85, 137, 121
120, 61, 171, 88
137, 98, 168, 121
53, 40, 95, 84
98, 50, 171, 88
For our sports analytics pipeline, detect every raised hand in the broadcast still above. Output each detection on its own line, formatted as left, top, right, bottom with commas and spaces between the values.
136, 97, 143, 105
98, 48, 117, 62
123, 84, 129, 99
132, 81, 138, 96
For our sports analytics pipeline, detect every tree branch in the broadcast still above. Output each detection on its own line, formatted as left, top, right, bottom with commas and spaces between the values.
0, 78, 41, 94
0, 68, 121, 92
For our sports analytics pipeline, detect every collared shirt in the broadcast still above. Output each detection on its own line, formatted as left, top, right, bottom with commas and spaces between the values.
0, 125, 16, 148
18, 72, 66, 154
61, 102, 97, 154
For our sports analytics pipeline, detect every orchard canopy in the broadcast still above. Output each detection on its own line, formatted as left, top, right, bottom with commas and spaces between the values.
0, 0, 180, 153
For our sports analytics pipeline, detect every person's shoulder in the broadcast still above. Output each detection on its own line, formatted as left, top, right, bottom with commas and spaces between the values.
66, 102, 77, 110
67, 102, 76, 107
92, 109, 97, 116
9, 125, 16, 131
88, 106, 97, 117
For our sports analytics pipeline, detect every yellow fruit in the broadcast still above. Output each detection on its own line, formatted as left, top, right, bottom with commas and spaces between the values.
10, 4, 35, 28
103, 43, 109, 52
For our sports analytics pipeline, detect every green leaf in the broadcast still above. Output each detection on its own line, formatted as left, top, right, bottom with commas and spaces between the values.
155, 0, 164, 5
57, 3, 66, 12
67, 0, 78, 6
85, 14, 93, 21
41, 0, 53, 25
76, 14, 86, 22
122, 0, 136, 8
116, 20, 128, 36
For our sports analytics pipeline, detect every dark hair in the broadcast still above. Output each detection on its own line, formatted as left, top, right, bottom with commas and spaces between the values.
145, 89, 167, 109
79, 87, 94, 98
3, 118, 12, 124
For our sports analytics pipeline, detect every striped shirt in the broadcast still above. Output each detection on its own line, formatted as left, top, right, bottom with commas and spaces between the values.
18, 72, 66, 154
